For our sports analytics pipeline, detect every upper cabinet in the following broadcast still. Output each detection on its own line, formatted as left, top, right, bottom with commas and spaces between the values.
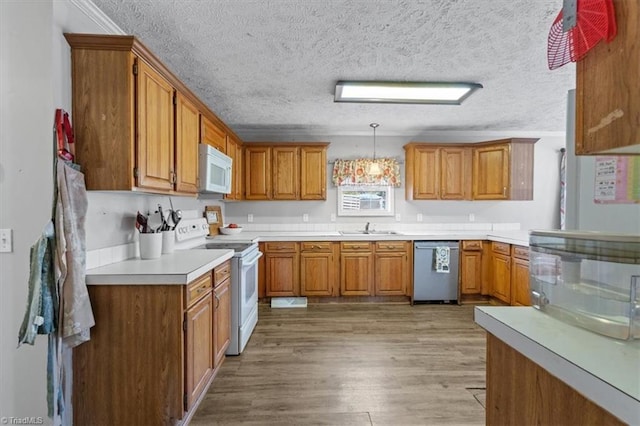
404, 144, 471, 200
575, 0, 639, 155
405, 139, 535, 201
244, 143, 329, 201
225, 134, 243, 200
472, 138, 537, 200
64, 34, 243, 196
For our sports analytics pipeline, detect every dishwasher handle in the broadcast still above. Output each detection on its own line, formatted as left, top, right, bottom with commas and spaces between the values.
414, 241, 460, 250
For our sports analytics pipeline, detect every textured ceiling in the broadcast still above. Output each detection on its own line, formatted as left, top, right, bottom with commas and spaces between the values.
90, 0, 575, 139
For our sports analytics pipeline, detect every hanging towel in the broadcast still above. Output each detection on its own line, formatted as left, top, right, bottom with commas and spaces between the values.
435, 246, 450, 273
55, 159, 94, 347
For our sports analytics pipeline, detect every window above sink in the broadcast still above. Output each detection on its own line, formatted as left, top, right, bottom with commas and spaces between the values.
337, 185, 395, 217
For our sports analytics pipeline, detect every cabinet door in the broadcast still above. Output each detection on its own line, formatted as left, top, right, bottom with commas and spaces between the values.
440, 147, 470, 200
201, 115, 227, 153
213, 278, 231, 367
491, 253, 511, 304
340, 252, 374, 296
472, 144, 509, 200
374, 251, 408, 295
265, 252, 300, 296
272, 146, 299, 200
184, 294, 213, 411
245, 146, 272, 200
136, 59, 175, 191
300, 146, 327, 200
576, 0, 639, 154
511, 258, 530, 306
413, 147, 440, 199
225, 134, 243, 200
175, 93, 200, 194
300, 251, 336, 296
461, 251, 483, 295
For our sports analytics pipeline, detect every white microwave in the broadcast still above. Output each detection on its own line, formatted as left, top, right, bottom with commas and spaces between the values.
199, 143, 232, 194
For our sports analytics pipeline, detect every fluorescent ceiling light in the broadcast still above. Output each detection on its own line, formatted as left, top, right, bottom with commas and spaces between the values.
334, 81, 482, 105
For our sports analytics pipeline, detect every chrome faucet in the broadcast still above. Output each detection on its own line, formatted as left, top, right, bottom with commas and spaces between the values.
365, 222, 371, 233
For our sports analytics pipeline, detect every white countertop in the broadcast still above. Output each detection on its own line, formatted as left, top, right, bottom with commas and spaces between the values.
474, 306, 640, 425
208, 230, 530, 246
86, 249, 234, 285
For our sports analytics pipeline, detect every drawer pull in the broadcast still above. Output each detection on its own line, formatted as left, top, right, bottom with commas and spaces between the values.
214, 294, 220, 308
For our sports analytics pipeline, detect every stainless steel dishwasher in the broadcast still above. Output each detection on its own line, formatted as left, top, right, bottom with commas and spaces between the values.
413, 241, 460, 303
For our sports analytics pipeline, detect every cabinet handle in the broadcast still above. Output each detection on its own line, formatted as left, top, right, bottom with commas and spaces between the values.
214, 293, 220, 308
503, 186, 507, 196
170, 171, 177, 185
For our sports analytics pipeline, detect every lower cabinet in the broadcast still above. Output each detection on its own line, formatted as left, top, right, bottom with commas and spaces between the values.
340, 242, 375, 296
490, 242, 512, 304
73, 266, 230, 425
460, 240, 483, 295
213, 261, 231, 367
510, 245, 530, 306
374, 241, 409, 295
264, 242, 300, 296
300, 242, 339, 296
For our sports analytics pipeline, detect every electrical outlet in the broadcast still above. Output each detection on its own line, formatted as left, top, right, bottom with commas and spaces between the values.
0, 229, 13, 253
469, 213, 475, 222
395, 213, 401, 222
247, 214, 254, 223
330, 213, 336, 222
302, 213, 309, 222
416, 213, 423, 222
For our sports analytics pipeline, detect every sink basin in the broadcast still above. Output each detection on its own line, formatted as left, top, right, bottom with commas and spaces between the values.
339, 230, 400, 235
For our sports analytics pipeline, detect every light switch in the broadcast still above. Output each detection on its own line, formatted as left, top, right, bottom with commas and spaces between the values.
469, 213, 475, 222
330, 213, 336, 222
302, 214, 309, 222
417, 213, 423, 222
395, 214, 401, 222
247, 214, 254, 223
0, 229, 13, 253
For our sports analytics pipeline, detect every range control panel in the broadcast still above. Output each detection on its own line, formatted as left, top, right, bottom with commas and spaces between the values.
175, 218, 209, 242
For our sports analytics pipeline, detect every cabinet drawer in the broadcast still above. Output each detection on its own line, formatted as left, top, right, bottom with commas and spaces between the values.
462, 240, 483, 251
511, 245, 529, 260
492, 241, 510, 255
264, 242, 297, 252
300, 242, 332, 252
374, 241, 407, 252
214, 260, 231, 286
185, 272, 212, 307
340, 241, 372, 251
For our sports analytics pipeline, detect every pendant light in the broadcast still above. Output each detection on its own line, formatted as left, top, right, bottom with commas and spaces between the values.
368, 123, 382, 175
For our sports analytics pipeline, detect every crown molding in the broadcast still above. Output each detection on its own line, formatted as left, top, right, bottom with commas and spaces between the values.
69, 0, 125, 35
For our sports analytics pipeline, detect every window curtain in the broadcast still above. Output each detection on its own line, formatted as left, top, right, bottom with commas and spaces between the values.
332, 158, 401, 187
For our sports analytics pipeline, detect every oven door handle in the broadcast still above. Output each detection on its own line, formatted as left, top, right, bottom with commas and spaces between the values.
242, 250, 263, 269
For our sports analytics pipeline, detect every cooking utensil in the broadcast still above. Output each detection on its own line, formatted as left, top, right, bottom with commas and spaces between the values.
168, 198, 182, 230
136, 211, 150, 233
157, 204, 169, 232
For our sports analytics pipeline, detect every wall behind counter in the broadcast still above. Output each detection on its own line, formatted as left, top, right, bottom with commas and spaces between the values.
225, 132, 566, 231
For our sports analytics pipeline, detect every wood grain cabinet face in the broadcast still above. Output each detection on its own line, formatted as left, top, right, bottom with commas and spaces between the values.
184, 292, 214, 411
225, 135, 243, 200
340, 242, 374, 296
300, 146, 327, 200
412, 146, 440, 199
213, 278, 231, 367
300, 243, 338, 296
272, 147, 299, 200
201, 115, 227, 153
404, 144, 471, 200
244, 146, 272, 200
175, 92, 200, 194
461, 251, 483, 295
374, 241, 409, 296
264, 242, 300, 296
440, 147, 471, 200
511, 257, 530, 306
576, 0, 639, 155
472, 139, 537, 200
491, 252, 511, 304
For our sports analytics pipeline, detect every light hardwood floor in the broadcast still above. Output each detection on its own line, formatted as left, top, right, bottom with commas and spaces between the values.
191, 303, 487, 426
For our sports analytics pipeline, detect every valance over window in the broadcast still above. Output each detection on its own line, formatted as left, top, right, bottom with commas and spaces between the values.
332, 158, 401, 187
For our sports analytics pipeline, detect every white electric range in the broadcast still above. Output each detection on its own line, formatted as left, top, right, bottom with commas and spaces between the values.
175, 212, 261, 355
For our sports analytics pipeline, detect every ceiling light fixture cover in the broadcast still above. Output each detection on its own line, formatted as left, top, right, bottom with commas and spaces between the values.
334, 81, 483, 105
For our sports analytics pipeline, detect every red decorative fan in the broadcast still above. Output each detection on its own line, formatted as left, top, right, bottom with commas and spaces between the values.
547, 0, 617, 70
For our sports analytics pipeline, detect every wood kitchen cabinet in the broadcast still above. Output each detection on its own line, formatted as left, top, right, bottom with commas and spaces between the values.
175, 92, 200, 194
225, 134, 244, 200
73, 269, 225, 425
201, 115, 227, 153
213, 260, 231, 367
64, 33, 241, 196
300, 242, 338, 296
264, 242, 300, 296
374, 241, 410, 296
340, 242, 375, 296
575, 0, 639, 154
472, 138, 537, 200
244, 143, 329, 201
510, 245, 530, 306
460, 240, 483, 296
490, 242, 512, 304
404, 143, 471, 200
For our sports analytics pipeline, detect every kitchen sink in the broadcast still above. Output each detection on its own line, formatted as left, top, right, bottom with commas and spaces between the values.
339, 230, 400, 235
